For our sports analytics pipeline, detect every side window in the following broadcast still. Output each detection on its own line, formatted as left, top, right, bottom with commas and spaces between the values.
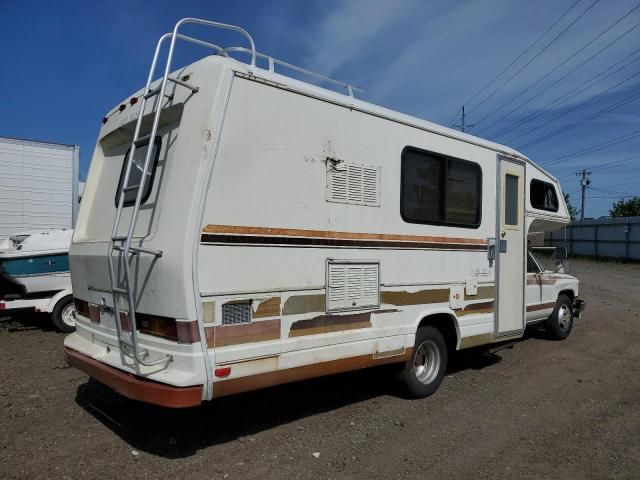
401, 148, 481, 228
527, 252, 541, 273
504, 174, 519, 226
115, 136, 162, 207
530, 179, 559, 212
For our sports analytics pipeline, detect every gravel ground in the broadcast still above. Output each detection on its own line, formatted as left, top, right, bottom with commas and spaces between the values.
1, 258, 639, 480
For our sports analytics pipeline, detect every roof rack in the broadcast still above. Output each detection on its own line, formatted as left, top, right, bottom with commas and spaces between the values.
152, 18, 363, 98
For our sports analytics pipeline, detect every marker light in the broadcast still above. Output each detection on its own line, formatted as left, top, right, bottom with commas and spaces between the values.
118, 104, 126, 112
214, 367, 231, 378
130, 97, 138, 106
102, 117, 108, 125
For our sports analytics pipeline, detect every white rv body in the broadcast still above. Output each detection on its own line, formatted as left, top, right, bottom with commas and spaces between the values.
65, 21, 582, 407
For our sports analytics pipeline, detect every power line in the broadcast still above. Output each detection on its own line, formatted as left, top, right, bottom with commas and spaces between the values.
467, 0, 599, 116
490, 46, 640, 140
542, 128, 640, 166
481, 16, 640, 138
595, 180, 640, 188
589, 155, 640, 170
458, 0, 583, 113
474, 2, 640, 132
516, 89, 640, 149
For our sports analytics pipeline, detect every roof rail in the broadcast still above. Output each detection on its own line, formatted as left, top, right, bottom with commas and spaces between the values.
221, 47, 364, 98
153, 18, 363, 98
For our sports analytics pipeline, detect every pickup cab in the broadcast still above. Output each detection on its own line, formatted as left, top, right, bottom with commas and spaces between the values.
525, 248, 586, 339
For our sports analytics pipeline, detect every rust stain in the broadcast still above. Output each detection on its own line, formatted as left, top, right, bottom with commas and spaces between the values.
253, 297, 281, 319
288, 312, 371, 337
380, 288, 449, 306
213, 348, 413, 398
282, 294, 326, 316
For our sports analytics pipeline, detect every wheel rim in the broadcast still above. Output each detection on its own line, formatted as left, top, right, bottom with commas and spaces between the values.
557, 304, 572, 331
413, 340, 441, 385
61, 303, 76, 328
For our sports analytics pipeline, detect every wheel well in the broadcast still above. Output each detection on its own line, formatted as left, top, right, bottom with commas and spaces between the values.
558, 289, 575, 301
418, 314, 458, 352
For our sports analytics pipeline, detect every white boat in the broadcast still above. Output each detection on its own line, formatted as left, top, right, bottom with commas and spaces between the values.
0, 229, 72, 294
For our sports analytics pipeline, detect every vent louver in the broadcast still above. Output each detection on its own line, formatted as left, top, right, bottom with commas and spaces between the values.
326, 161, 380, 206
327, 261, 380, 312
222, 302, 252, 325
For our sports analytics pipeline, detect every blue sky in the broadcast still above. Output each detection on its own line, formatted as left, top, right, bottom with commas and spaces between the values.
1, 0, 638, 218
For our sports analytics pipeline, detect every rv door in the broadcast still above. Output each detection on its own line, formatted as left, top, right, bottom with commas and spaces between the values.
495, 156, 526, 337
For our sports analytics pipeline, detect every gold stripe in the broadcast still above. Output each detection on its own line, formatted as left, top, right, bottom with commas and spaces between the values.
464, 285, 495, 300
380, 288, 449, 306
282, 294, 326, 316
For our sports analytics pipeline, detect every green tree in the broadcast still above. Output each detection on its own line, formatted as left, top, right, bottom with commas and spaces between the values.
609, 196, 640, 217
564, 193, 578, 221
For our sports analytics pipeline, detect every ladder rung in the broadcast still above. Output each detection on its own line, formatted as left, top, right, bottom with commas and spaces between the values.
144, 88, 159, 99
123, 184, 140, 192
167, 76, 199, 93
112, 287, 128, 294
134, 135, 151, 147
112, 236, 127, 241
129, 246, 162, 257
112, 245, 123, 252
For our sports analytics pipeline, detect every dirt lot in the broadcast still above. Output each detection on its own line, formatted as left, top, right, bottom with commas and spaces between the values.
1, 258, 639, 480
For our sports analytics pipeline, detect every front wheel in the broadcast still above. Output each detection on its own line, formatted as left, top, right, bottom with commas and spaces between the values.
546, 294, 573, 340
400, 325, 448, 398
51, 295, 76, 333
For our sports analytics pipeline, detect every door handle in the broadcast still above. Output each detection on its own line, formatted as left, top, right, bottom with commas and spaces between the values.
487, 238, 496, 262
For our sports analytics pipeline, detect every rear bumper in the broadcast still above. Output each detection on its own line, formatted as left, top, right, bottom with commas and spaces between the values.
65, 347, 203, 408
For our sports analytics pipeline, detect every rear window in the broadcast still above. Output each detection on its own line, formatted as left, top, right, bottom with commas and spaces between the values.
530, 179, 559, 212
115, 136, 161, 207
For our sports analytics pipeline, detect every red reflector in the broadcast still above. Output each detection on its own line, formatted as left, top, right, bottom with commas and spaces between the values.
102, 117, 108, 125
130, 97, 138, 105
118, 104, 126, 112
0, 302, 5, 310
215, 367, 231, 378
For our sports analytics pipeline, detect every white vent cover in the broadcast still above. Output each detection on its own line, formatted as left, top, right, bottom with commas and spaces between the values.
327, 260, 380, 312
326, 161, 380, 206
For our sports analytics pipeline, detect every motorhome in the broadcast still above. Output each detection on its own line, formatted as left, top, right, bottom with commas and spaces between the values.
65, 18, 585, 408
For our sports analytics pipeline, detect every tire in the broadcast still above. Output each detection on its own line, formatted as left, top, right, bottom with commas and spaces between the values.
51, 295, 76, 333
546, 294, 573, 340
400, 325, 448, 398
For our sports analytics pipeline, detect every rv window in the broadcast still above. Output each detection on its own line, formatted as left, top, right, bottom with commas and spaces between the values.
530, 179, 559, 212
115, 136, 162, 207
401, 148, 481, 228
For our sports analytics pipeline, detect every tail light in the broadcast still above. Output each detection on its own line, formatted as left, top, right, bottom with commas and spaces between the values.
0, 302, 5, 310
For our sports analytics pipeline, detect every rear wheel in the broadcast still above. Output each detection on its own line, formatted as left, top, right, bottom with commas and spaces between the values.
401, 325, 448, 398
51, 295, 76, 333
546, 294, 573, 340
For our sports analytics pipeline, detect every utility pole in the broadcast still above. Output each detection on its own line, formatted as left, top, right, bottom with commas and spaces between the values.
577, 169, 591, 221
453, 105, 474, 132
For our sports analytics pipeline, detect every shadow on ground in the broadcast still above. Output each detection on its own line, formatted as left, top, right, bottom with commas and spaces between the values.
73, 341, 525, 459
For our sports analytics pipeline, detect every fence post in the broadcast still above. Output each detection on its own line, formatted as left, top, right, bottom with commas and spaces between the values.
625, 218, 630, 261
594, 223, 598, 258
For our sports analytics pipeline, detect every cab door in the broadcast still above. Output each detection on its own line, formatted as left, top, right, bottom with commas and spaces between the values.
495, 156, 526, 337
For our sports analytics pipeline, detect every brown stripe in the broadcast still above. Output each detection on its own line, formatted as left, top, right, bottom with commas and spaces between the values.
459, 333, 494, 349
526, 302, 556, 312
176, 321, 201, 344
74, 298, 90, 317
205, 319, 281, 348
289, 312, 372, 337
253, 297, 281, 319
527, 276, 558, 286
201, 233, 486, 251
464, 285, 495, 301
282, 294, 326, 316
456, 301, 495, 317
381, 288, 449, 306
202, 224, 487, 245
213, 348, 413, 398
